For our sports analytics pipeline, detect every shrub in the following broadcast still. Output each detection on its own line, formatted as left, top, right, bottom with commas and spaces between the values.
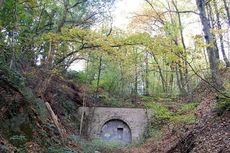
146, 127, 163, 140
216, 96, 230, 116
9, 135, 27, 147
0, 64, 25, 89
47, 147, 78, 153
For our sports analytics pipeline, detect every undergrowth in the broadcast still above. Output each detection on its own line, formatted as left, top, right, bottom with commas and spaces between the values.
216, 91, 230, 116
144, 99, 198, 139
69, 135, 123, 153
216, 75, 230, 116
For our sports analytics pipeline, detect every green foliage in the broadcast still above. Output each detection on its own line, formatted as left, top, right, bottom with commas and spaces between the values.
65, 71, 89, 85
94, 91, 136, 107
146, 100, 198, 126
69, 135, 122, 153
0, 64, 25, 89
177, 102, 199, 114
140, 96, 155, 103
145, 127, 163, 140
47, 147, 78, 153
9, 135, 27, 147
216, 75, 230, 115
63, 147, 78, 153
145, 100, 198, 141
171, 102, 199, 124
1, 0, 228, 152
216, 98, 230, 116
15, 147, 28, 153
170, 114, 196, 124
100, 94, 122, 107
216, 90, 230, 116
146, 102, 173, 121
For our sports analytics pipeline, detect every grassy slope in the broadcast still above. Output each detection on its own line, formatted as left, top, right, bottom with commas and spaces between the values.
125, 69, 230, 153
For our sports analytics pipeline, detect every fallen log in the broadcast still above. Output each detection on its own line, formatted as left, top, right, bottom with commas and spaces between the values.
45, 102, 67, 138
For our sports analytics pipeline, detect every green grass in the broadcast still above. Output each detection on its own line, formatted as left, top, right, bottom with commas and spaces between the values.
69, 135, 124, 153
170, 114, 197, 124
177, 102, 199, 114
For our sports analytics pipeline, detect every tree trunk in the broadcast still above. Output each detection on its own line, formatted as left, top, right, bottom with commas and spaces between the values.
206, 2, 220, 59
223, 0, 230, 25
213, 0, 230, 67
144, 52, 150, 96
151, 52, 166, 92
169, 65, 174, 94
196, 0, 223, 89
46, 41, 53, 69
134, 48, 138, 102
178, 63, 187, 95
172, 0, 191, 95
175, 64, 186, 95
119, 62, 125, 97
10, 2, 17, 69
173, 38, 187, 95
96, 56, 102, 98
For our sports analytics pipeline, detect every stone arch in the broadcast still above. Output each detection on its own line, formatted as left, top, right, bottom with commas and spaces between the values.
99, 116, 132, 132
99, 118, 132, 144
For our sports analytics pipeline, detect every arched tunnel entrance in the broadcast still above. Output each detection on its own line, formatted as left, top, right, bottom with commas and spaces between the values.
100, 119, 132, 144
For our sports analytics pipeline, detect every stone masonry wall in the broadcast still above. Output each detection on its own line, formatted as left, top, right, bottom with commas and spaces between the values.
78, 107, 152, 143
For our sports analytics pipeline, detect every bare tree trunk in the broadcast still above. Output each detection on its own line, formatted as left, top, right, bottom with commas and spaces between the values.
96, 56, 102, 98
119, 62, 126, 98
173, 38, 187, 95
206, 2, 220, 59
46, 41, 53, 69
178, 63, 187, 95
175, 64, 186, 95
167, 1, 187, 95
134, 48, 138, 102
151, 52, 166, 92
196, 0, 223, 89
134, 65, 138, 99
10, 1, 17, 69
172, 0, 191, 95
144, 52, 150, 96
169, 65, 174, 94
223, 0, 230, 25
10, 32, 15, 69
213, 0, 230, 67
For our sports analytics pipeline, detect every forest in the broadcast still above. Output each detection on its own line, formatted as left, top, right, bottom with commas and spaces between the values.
0, 0, 229, 153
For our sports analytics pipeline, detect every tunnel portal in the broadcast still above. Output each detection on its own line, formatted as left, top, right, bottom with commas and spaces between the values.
100, 119, 132, 144
78, 107, 151, 143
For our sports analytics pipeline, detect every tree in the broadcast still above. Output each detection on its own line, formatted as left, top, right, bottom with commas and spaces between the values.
196, 0, 223, 89
223, 0, 230, 25
206, 1, 220, 60
0, 0, 114, 71
213, 0, 230, 67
